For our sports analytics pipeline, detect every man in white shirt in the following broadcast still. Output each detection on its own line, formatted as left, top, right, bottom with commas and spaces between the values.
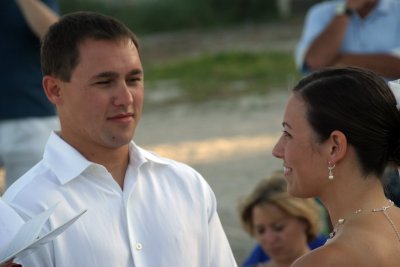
3, 11, 237, 267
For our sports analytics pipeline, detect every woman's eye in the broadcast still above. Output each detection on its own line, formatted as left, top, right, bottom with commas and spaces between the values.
282, 130, 291, 138
255, 227, 266, 235
272, 224, 285, 232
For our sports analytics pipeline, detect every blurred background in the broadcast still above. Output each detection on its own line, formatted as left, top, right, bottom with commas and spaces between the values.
58, 0, 319, 105
2, 0, 321, 265
61, 0, 317, 33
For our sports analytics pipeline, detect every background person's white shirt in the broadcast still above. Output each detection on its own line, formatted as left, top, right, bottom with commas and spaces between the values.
4, 132, 237, 267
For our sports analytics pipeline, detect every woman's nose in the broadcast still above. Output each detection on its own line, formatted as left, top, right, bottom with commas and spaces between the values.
261, 231, 279, 245
272, 137, 284, 159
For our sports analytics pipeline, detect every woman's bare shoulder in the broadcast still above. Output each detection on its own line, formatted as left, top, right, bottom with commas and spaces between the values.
291, 241, 357, 267
292, 231, 399, 267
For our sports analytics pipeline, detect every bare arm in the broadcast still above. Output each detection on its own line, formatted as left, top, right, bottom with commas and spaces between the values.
304, 15, 350, 70
15, 0, 59, 39
304, 0, 378, 70
334, 53, 400, 79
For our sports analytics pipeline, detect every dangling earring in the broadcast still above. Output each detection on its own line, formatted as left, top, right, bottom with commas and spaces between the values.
328, 162, 335, 180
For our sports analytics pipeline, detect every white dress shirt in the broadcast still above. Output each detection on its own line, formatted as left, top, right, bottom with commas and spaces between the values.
4, 132, 237, 267
0, 198, 24, 251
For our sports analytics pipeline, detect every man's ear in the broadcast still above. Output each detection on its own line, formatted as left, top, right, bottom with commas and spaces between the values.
43, 75, 63, 105
328, 130, 347, 163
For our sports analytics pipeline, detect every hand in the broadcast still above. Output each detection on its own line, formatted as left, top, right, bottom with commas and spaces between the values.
0, 260, 22, 267
346, 0, 377, 11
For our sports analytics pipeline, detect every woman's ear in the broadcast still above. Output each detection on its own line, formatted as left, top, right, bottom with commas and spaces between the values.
328, 130, 347, 163
43, 75, 63, 105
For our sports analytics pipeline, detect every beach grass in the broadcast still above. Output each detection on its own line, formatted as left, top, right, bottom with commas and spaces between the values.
144, 50, 299, 103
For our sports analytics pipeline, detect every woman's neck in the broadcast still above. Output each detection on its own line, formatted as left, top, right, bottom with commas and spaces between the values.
321, 174, 387, 227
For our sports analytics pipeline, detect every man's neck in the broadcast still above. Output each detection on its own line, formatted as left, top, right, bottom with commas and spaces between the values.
71, 140, 130, 189
94, 146, 130, 189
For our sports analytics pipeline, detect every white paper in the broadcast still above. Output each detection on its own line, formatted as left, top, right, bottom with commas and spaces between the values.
0, 205, 86, 264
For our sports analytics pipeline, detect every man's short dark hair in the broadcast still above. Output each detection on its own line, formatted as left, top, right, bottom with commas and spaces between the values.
41, 11, 139, 82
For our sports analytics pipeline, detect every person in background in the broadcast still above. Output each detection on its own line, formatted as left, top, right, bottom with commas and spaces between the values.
3, 11, 237, 267
295, 0, 400, 80
273, 66, 400, 266
0, 0, 59, 190
238, 171, 326, 267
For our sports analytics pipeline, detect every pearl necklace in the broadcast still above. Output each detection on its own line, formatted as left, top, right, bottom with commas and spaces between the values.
329, 200, 400, 242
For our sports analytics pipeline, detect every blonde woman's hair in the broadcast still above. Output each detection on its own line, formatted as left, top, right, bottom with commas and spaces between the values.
238, 171, 322, 242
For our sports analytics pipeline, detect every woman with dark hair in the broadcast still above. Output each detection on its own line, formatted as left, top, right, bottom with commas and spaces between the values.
272, 67, 400, 266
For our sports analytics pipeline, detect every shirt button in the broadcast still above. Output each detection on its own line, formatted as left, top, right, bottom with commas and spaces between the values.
135, 242, 143, 250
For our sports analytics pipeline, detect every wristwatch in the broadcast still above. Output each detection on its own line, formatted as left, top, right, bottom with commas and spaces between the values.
335, 2, 353, 17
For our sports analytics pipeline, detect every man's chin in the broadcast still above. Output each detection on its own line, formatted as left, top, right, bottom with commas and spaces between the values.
104, 134, 134, 148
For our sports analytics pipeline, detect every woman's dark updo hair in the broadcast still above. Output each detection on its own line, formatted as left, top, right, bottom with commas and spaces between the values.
293, 67, 400, 177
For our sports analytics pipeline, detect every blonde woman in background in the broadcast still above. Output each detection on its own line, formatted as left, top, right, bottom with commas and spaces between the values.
239, 172, 326, 267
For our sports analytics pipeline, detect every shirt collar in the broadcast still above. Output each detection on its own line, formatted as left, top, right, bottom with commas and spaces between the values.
130, 142, 170, 167
44, 132, 169, 185
43, 132, 93, 185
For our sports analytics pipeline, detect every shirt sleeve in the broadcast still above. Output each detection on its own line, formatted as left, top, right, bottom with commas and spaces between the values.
295, 2, 337, 72
0, 199, 24, 250
204, 183, 238, 267
2, 196, 56, 267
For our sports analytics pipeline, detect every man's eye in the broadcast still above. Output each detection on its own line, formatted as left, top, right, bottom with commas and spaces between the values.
127, 77, 141, 83
96, 80, 111, 85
